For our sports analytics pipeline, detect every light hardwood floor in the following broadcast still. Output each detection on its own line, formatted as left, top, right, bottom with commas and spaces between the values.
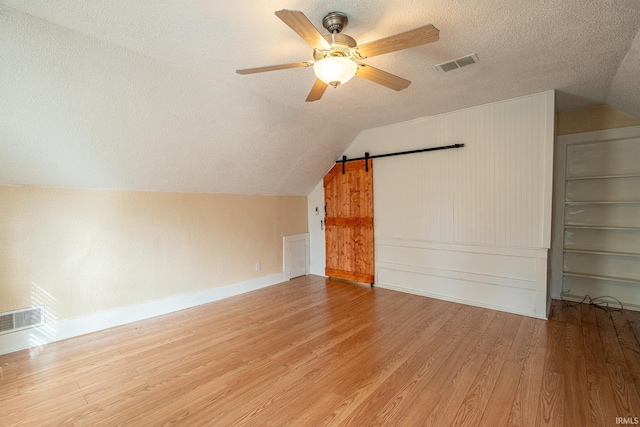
1, 275, 639, 426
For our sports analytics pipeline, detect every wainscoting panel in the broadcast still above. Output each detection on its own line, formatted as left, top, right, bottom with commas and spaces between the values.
375, 239, 548, 318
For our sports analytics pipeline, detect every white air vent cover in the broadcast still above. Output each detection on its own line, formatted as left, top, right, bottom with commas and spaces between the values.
0, 306, 45, 335
436, 53, 479, 72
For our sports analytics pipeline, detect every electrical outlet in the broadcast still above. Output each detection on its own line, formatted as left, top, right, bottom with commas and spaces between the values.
255, 262, 261, 272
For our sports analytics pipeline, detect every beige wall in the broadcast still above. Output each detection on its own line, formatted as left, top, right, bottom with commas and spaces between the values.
0, 185, 307, 320
557, 104, 640, 135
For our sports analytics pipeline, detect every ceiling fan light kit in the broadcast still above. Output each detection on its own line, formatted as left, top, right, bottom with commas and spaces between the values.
236, 9, 440, 102
313, 57, 357, 87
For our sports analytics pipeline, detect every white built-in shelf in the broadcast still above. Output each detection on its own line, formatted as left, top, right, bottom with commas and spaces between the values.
565, 201, 640, 205
564, 225, 640, 231
563, 249, 640, 257
563, 272, 640, 284
566, 173, 640, 181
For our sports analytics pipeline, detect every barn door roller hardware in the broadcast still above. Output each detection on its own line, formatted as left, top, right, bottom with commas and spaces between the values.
336, 143, 465, 173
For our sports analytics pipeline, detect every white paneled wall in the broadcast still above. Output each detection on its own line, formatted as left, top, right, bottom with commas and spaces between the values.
342, 91, 555, 318
374, 149, 455, 243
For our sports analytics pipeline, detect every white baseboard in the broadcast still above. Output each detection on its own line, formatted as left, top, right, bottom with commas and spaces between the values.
0, 272, 286, 356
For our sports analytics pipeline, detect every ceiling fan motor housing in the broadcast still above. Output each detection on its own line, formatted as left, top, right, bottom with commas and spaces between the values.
322, 12, 348, 33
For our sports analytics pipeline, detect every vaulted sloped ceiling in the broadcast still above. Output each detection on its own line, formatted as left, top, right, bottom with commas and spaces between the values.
1, 1, 639, 195
608, 28, 640, 117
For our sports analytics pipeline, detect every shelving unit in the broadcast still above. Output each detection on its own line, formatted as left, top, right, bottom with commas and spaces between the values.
561, 138, 640, 295
563, 249, 640, 257
563, 272, 640, 284
564, 225, 640, 230
566, 173, 640, 180
565, 201, 640, 205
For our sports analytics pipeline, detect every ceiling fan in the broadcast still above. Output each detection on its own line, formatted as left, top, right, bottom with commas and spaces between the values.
236, 10, 440, 102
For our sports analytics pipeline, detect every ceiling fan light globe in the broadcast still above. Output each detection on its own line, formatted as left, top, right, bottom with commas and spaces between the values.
313, 57, 357, 87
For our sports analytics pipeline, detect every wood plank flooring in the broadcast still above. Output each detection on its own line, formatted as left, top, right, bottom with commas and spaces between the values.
1, 275, 639, 426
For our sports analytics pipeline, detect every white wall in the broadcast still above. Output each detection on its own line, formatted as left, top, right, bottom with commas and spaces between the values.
310, 91, 555, 318
307, 181, 326, 276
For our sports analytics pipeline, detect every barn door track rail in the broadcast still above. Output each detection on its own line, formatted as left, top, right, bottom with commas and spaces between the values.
336, 143, 464, 173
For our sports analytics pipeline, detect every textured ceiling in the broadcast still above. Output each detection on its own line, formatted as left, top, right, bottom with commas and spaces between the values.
1, 0, 639, 195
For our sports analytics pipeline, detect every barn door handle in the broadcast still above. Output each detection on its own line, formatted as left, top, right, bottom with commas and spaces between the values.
324, 202, 327, 217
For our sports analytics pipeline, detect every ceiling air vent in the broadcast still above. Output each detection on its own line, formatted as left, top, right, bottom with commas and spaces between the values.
435, 53, 479, 72
0, 306, 45, 335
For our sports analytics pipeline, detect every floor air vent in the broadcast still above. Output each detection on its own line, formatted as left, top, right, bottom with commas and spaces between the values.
435, 53, 479, 72
0, 306, 45, 334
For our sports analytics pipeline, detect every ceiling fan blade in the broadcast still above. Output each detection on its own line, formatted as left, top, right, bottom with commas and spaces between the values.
275, 10, 331, 50
356, 65, 411, 91
306, 79, 328, 102
236, 61, 312, 75
357, 24, 439, 58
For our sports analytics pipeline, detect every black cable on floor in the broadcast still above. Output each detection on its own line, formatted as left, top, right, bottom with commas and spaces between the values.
560, 290, 624, 311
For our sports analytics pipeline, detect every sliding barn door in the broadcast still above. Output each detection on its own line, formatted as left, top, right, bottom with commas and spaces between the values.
324, 159, 374, 284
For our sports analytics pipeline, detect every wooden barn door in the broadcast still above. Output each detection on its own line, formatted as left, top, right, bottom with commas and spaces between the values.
324, 159, 374, 284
